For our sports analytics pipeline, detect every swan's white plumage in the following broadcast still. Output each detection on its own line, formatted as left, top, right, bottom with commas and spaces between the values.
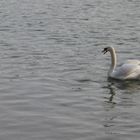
102, 47, 140, 80
111, 64, 140, 79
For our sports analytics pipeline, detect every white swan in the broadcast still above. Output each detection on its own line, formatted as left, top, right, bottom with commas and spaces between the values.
102, 47, 140, 80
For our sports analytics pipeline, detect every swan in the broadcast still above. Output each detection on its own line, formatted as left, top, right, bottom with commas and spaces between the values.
102, 47, 140, 80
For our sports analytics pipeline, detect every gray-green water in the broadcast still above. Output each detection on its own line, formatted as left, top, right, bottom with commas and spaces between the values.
0, 0, 140, 140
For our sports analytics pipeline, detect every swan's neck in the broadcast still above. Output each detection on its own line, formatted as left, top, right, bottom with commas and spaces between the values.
108, 48, 117, 76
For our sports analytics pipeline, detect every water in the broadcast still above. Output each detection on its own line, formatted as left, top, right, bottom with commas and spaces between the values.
0, 0, 140, 140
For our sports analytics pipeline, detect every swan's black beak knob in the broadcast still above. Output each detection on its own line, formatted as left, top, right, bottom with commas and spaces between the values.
102, 48, 108, 54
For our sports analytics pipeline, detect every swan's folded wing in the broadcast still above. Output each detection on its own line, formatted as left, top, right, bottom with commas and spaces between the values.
113, 64, 140, 79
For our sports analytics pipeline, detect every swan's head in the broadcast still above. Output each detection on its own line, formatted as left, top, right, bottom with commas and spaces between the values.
102, 47, 110, 54
102, 47, 115, 54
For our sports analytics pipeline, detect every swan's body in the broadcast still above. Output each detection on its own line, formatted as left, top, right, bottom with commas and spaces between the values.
102, 47, 140, 80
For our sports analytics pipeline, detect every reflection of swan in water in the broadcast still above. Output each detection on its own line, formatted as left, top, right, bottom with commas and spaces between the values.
108, 78, 140, 90
102, 81, 140, 133
104, 79, 140, 106
104, 83, 116, 104
102, 47, 140, 80
107, 84, 115, 103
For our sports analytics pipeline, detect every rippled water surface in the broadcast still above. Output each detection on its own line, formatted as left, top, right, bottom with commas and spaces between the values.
0, 0, 140, 140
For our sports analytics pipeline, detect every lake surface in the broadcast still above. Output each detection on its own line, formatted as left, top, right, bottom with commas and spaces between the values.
0, 0, 140, 140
